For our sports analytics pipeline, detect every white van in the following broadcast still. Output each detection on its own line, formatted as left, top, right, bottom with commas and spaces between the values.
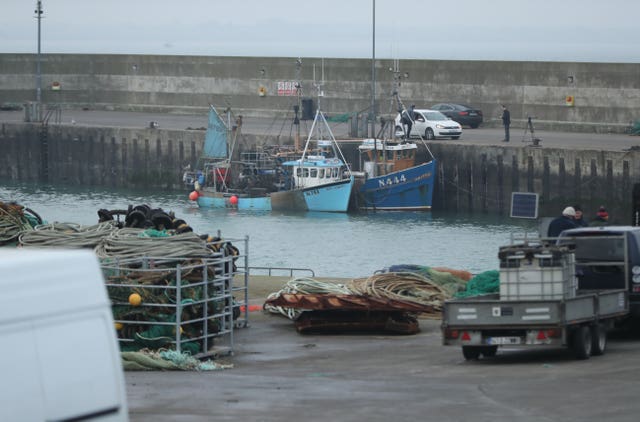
0, 249, 128, 422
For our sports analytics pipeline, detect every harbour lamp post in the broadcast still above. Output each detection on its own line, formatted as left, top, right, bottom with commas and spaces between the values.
35, 0, 43, 122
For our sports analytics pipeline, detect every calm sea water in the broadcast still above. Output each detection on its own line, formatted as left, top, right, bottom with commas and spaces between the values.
1, 182, 538, 278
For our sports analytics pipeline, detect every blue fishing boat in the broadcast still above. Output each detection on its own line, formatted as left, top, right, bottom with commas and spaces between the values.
356, 137, 436, 211
271, 110, 354, 212
190, 106, 275, 211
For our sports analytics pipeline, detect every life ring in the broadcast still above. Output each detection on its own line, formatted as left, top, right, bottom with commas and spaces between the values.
258, 86, 267, 97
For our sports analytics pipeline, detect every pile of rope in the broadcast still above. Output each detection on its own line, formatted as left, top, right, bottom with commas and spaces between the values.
347, 272, 450, 317
265, 277, 352, 319
0, 201, 42, 244
19, 221, 119, 248
121, 349, 233, 371
266, 267, 470, 320
95, 228, 215, 260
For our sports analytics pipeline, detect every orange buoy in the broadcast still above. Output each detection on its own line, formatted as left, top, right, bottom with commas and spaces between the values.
229, 195, 239, 205
189, 191, 199, 201
129, 293, 142, 306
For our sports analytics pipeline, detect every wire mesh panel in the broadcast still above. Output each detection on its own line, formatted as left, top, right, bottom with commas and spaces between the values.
101, 252, 240, 359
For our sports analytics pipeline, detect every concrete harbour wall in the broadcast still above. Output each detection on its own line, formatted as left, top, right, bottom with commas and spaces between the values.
1, 122, 637, 222
1, 54, 639, 133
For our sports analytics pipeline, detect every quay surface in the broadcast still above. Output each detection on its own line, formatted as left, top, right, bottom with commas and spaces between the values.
1, 108, 638, 151
124, 275, 640, 422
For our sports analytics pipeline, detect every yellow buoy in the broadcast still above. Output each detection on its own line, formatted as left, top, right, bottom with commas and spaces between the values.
128, 293, 142, 306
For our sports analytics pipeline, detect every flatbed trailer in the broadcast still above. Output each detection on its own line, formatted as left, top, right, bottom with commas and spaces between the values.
442, 289, 628, 360
442, 233, 632, 360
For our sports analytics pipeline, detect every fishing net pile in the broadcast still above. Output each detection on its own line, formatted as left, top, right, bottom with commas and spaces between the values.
5, 202, 243, 363
121, 349, 233, 371
0, 201, 43, 245
104, 257, 239, 356
265, 264, 474, 328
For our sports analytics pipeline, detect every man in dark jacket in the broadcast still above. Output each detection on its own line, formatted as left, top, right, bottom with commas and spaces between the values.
401, 104, 415, 139
501, 105, 511, 142
547, 206, 578, 238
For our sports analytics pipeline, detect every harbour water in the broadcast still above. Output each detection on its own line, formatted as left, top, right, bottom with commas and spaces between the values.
1, 182, 538, 278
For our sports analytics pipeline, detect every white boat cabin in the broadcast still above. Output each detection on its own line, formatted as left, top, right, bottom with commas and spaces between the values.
282, 140, 349, 188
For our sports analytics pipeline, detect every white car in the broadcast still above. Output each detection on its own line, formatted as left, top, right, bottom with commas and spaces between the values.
395, 109, 463, 140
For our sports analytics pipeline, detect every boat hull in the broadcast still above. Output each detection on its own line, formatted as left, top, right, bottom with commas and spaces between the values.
271, 177, 354, 212
196, 191, 271, 211
357, 160, 436, 211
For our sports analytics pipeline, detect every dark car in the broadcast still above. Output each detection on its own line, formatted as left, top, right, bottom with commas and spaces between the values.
558, 226, 640, 318
431, 103, 483, 128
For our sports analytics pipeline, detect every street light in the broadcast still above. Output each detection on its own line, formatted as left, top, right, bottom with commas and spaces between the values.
35, 1, 43, 121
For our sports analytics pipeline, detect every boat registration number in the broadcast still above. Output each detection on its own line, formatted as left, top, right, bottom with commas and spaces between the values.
488, 336, 521, 345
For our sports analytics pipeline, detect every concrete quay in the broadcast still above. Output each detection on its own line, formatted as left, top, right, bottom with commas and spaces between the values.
2, 108, 638, 150
124, 276, 640, 422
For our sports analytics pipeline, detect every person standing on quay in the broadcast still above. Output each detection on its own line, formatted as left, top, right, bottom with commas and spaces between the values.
547, 206, 578, 238
501, 105, 511, 142
573, 205, 588, 227
590, 206, 609, 226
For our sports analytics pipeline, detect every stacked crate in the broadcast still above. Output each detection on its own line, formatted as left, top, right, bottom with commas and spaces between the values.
498, 244, 577, 301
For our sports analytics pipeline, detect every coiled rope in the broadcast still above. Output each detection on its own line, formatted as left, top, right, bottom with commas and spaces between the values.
265, 277, 352, 319
265, 272, 452, 320
95, 228, 215, 260
18, 221, 119, 248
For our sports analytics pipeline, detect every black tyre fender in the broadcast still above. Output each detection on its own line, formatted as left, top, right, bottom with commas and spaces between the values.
591, 323, 607, 356
571, 325, 592, 360
462, 346, 481, 360
425, 128, 435, 140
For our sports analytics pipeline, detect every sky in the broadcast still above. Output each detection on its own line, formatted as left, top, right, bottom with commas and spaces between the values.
1, 0, 639, 63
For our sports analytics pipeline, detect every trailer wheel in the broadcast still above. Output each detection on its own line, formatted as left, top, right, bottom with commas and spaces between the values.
571, 326, 592, 360
591, 323, 607, 356
462, 346, 481, 360
481, 346, 498, 357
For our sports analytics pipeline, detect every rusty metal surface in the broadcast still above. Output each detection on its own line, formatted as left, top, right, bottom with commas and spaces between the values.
265, 293, 435, 313
294, 310, 420, 335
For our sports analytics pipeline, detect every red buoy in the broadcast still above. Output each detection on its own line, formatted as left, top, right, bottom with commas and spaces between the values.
189, 191, 199, 201
229, 195, 239, 205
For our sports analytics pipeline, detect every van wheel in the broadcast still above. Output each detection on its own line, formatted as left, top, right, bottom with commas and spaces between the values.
462, 346, 481, 360
470, 123, 479, 128
591, 323, 607, 356
571, 326, 592, 360
425, 128, 435, 140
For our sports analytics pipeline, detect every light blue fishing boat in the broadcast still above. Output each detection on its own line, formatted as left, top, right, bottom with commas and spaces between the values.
271, 109, 354, 213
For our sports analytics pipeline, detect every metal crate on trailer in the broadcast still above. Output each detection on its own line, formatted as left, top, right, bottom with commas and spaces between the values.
101, 253, 237, 359
498, 244, 577, 301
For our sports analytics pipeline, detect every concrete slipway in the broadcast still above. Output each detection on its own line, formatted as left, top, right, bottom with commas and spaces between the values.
125, 276, 640, 422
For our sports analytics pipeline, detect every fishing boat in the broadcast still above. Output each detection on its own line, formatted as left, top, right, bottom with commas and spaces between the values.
355, 135, 436, 211
270, 108, 354, 212
353, 19, 437, 212
189, 106, 275, 211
